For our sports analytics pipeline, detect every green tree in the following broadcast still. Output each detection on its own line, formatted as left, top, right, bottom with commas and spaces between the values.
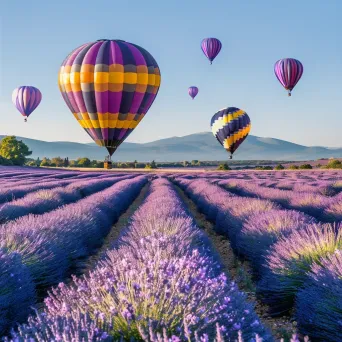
40, 157, 51, 167
77, 157, 91, 167
51, 157, 64, 167
274, 164, 285, 170
289, 165, 299, 170
64, 157, 69, 167
0, 136, 32, 166
150, 160, 157, 169
191, 160, 199, 166
326, 159, 342, 169
299, 164, 313, 169
36, 157, 41, 166
217, 163, 230, 170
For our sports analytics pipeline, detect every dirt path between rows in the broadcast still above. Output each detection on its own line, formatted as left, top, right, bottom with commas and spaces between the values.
173, 184, 297, 340
76, 182, 150, 274
36, 183, 150, 310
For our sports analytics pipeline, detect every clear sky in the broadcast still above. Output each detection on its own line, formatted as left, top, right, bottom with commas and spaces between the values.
1, 0, 341, 146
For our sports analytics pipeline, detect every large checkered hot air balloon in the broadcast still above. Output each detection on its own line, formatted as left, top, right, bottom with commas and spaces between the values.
211, 107, 251, 159
274, 58, 303, 96
58, 39, 161, 158
12, 86, 42, 122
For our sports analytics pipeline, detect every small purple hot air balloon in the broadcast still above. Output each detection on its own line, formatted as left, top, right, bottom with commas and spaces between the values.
12, 86, 42, 122
274, 58, 303, 96
188, 86, 199, 100
201, 38, 222, 65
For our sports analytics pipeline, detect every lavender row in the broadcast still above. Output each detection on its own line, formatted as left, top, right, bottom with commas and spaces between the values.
216, 179, 342, 222
173, 178, 342, 340
9, 178, 271, 341
0, 175, 135, 223
0, 175, 147, 335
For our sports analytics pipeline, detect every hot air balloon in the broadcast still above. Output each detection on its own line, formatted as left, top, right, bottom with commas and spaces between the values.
201, 38, 222, 64
58, 39, 161, 159
12, 86, 42, 122
211, 107, 251, 159
274, 58, 303, 96
188, 86, 198, 100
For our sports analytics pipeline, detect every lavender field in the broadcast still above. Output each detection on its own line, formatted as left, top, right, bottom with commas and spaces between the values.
0, 167, 341, 341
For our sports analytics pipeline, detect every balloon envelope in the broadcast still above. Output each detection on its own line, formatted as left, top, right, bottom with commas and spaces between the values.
211, 107, 251, 158
274, 58, 303, 96
201, 38, 222, 64
12, 86, 42, 120
58, 39, 161, 156
188, 86, 198, 99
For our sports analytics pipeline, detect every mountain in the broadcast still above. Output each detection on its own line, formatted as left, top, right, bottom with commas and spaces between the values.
1, 133, 341, 162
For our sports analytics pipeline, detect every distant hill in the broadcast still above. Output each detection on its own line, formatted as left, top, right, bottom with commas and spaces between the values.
0, 133, 341, 162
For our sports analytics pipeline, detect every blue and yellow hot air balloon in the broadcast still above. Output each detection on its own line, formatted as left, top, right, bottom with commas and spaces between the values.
210, 107, 251, 159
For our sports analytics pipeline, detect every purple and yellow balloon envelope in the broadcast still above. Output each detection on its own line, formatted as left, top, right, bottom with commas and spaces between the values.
58, 39, 161, 157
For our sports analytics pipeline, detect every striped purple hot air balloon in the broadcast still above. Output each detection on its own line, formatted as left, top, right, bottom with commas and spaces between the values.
58, 39, 161, 159
274, 58, 303, 96
188, 86, 199, 100
201, 38, 222, 65
12, 86, 42, 122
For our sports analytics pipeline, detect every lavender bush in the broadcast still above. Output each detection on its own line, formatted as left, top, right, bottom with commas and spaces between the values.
258, 223, 342, 314
0, 248, 35, 335
296, 251, 342, 341
239, 210, 315, 272
41, 178, 271, 341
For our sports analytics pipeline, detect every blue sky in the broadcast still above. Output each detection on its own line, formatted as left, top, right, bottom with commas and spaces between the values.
1, 0, 341, 146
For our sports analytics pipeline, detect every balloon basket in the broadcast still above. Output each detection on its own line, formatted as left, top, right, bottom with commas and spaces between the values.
104, 161, 112, 170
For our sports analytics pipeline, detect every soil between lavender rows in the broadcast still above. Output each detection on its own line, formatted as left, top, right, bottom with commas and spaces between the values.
173, 183, 298, 340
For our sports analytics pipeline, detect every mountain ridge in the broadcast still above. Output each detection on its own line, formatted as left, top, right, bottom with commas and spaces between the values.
0, 133, 341, 162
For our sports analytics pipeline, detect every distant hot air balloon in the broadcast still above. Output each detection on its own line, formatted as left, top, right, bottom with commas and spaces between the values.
188, 86, 199, 100
211, 107, 251, 159
58, 39, 161, 159
12, 86, 42, 122
274, 58, 303, 96
201, 38, 222, 64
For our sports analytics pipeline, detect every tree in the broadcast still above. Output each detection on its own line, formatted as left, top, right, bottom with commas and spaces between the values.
64, 157, 69, 167
0, 156, 13, 165
183, 161, 189, 167
289, 165, 299, 170
0, 136, 32, 166
51, 157, 64, 167
299, 164, 313, 169
326, 159, 342, 169
134, 160, 138, 168
77, 157, 91, 167
191, 160, 199, 166
36, 157, 41, 167
274, 164, 285, 170
217, 163, 230, 170
150, 160, 157, 169
40, 157, 51, 167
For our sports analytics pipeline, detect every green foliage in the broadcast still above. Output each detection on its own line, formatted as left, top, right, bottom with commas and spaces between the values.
76, 157, 91, 167
144, 164, 152, 169
145, 160, 157, 169
274, 164, 285, 170
0, 136, 32, 166
0, 156, 13, 165
64, 157, 69, 167
289, 165, 299, 170
51, 157, 64, 167
217, 163, 230, 170
299, 164, 313, 169
40, 157, 51, 167
326, 159, 342, 169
